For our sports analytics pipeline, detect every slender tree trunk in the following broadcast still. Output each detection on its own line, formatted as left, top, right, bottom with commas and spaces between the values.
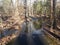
50, 0, 56, 32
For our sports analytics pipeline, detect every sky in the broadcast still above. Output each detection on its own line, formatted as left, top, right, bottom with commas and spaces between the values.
27, 0, 35, 5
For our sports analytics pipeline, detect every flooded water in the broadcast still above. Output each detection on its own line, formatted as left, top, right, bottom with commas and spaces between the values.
6, 20, 48, 45
0, 29, 19, 38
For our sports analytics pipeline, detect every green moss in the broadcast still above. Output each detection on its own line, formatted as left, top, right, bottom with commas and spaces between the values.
33, 20, 42, 29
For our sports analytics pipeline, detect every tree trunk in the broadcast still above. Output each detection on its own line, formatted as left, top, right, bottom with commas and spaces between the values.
50, 0, 56, 32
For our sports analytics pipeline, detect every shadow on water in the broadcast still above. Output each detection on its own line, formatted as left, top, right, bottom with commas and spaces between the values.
14, 33, 28, 45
